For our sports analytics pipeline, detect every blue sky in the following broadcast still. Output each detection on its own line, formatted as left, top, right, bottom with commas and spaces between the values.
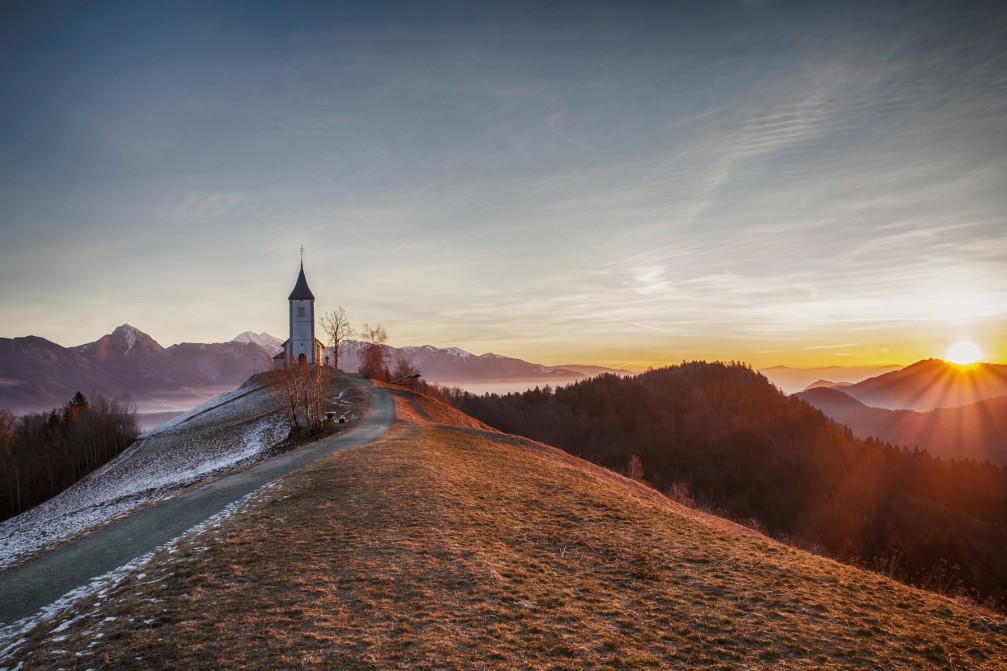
1, 0, 1005, 369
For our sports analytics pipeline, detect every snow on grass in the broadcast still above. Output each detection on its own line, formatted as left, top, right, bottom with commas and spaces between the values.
0, 380, 287, 571
0, 482, 278, 668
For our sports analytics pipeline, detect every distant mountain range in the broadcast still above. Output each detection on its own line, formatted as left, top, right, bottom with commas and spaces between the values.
758, 364, 901, 394
333, 341, 630, 386
835, 358, 1007, 411
0, 326, 630, 413
798, 385, 1007, 465
0, 325, 278, 413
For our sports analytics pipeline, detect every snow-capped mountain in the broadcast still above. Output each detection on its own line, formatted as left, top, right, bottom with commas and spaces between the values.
231, 331, 284, 353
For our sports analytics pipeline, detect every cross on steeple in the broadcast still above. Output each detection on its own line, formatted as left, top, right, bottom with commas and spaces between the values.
300, 245, 304, 260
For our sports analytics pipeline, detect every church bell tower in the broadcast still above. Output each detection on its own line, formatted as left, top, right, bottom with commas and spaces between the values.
285, 257, 320, 365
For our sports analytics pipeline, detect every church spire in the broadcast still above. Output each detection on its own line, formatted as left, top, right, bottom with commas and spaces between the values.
288, 257, 315, 300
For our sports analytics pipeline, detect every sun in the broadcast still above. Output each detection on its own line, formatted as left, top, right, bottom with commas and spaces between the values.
946, 340, 982, 366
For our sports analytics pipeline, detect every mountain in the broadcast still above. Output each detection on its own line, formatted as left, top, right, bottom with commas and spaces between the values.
0, 336, 119, 410
231, 331, 284, 352
758, 364, 900, 394
0, 325, 277, 413
551, 363, 633, 377
802, 379, 851, 391
841, 358, 1007, 411
4, 385, 1005, 669
333, 341, 626, 388
72, 324, 199, 389
798, 386, 1007, 465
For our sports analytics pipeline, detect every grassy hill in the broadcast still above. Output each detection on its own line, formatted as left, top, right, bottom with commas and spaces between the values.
7, 387, 1007, 669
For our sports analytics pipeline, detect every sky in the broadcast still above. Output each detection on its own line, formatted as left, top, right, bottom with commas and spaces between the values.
1, 0, 1005, 371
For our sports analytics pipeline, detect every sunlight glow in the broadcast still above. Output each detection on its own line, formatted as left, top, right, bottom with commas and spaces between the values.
946, 340, 982, 366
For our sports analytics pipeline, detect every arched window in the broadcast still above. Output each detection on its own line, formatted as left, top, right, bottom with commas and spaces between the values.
298, 353, 307, 366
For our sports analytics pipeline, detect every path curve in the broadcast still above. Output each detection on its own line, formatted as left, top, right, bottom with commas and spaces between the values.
0, 379, 394, 627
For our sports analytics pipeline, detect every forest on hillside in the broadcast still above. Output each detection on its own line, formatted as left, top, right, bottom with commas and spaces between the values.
0, 392, 140, 521
452, 362, 1007, 608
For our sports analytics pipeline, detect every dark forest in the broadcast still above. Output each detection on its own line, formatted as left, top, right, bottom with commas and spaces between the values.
0, 392, 140, 521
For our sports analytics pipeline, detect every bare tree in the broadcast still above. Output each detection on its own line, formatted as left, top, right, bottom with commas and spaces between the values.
265, 362, 333, 433
391, 351, 418, 382
301, 365, 333, 429
320, 307, 354, 369
265, 366, 303, 432
626, 454, 645, 483
358, 323, 389, 380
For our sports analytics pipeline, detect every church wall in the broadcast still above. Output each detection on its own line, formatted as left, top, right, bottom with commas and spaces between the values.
289, 298, 316, 364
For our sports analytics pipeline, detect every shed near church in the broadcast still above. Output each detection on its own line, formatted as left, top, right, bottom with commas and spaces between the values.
274, 260, 325, 368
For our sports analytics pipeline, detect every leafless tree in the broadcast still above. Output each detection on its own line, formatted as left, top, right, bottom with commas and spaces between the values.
358, 323, 389, 380
391, 351, 418, 382
302, 365, 332, 429
0, 395, 138, 520
319, 307, 354, 369
266, 362, 333, 432
266, 366, 303, 431
626, 454, 645, 483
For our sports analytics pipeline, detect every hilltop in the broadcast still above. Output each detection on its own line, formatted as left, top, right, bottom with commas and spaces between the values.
5, 387, 1006, 669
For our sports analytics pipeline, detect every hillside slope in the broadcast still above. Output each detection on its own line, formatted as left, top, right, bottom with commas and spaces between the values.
6, 390, 1006, 669
0, 376, 288, 572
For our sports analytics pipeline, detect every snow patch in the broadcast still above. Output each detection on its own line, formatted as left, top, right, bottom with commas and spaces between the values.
0, 382, 287, 572
0, 482, 277, 665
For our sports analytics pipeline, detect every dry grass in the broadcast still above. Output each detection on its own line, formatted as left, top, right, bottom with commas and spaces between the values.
11, 391, 1007, 670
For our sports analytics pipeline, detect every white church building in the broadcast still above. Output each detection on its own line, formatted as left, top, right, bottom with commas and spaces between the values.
274, 260, 325, 368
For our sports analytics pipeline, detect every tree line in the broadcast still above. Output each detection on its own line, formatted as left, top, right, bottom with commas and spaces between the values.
0, 392, 140, 521
453, 362, 1007, 609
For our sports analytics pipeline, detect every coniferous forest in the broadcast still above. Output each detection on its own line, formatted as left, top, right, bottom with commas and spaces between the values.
453, 362, 1007, 608
0, 392, 140, 521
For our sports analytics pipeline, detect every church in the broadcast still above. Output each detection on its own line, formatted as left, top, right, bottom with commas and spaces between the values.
273, 260, 325, 368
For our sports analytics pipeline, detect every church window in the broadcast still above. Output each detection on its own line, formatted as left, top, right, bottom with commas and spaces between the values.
297, 307, 305, 318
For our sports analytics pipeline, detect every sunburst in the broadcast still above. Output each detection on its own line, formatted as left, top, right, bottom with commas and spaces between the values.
946, 340, 982, 366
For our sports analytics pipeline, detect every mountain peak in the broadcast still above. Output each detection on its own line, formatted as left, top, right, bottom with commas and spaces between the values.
112, 324, 140, 351
231, 331, 284, 352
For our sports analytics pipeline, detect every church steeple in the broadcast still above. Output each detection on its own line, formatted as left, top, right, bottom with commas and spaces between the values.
288, 260, 315, 300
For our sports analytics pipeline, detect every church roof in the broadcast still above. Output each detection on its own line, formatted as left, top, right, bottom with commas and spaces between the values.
288, 261, 315, 300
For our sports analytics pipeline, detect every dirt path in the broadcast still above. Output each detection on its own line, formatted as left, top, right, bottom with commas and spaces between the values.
0, 379, 394, 629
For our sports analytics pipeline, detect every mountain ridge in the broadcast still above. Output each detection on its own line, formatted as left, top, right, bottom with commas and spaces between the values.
0, 325, 277, 413
798, 386, 1007, 464
840, 358, 1007, 411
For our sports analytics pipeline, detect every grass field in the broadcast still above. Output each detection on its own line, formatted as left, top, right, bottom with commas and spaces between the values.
7, 387, 1007, 669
